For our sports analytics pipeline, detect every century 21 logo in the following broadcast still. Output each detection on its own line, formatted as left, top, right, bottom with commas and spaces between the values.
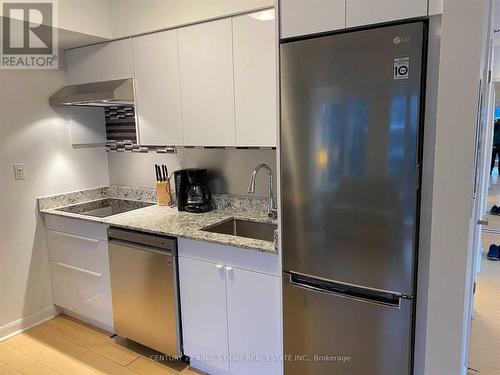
2, 2, 53, 54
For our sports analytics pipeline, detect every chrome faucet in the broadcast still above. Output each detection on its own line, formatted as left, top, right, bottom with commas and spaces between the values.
247, 163, 277, 218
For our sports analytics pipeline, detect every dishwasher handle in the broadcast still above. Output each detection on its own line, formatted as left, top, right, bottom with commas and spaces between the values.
108, 227, 176, 253
108, 238, 174, 257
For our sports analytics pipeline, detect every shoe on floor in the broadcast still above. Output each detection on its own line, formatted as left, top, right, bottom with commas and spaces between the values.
491, 205, 500, 215
487, 244, 500, 261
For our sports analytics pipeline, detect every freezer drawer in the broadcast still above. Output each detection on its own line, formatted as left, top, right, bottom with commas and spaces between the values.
283, 272, 413, 375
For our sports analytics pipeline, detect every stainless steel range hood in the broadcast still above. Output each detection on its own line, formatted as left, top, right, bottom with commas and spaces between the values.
49, 79, 134, 107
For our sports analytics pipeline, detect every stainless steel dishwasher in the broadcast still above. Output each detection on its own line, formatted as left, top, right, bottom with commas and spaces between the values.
108, 227, 182, 356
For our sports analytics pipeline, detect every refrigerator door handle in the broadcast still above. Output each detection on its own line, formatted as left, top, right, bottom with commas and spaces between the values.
287, 272, 403, 309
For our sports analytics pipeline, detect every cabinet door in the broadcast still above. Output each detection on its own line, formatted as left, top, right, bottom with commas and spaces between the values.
178, 19, 235, 146
346, 0, 427, 28
65, 39, 134, 85
233, 10, 277, 147
428, 0, 443, 15
226, 267, 282, 375
69, 107, 106, 145
280, 0, 346, 39
179, 257, 229, 372
132, 30, 183, 146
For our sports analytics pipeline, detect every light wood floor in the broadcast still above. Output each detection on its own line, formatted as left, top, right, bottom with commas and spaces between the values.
468, 170, 500, 374
0, 315, 203, 375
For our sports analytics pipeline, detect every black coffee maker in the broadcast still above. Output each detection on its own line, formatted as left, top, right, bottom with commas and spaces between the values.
174, 169, 213, 213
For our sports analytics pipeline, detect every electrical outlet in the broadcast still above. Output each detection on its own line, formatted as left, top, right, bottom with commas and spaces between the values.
14, 163, 25, 180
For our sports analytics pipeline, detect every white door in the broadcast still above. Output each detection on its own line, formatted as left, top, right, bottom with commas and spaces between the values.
280, 0, 346, 38
345, 0, 427, 28
132, 30, 184, 146
178, 257, 229, 372
178, 19, 235, 146
226, 267, 282, 375
233, 10, 277, 147
65, 39, 134, 85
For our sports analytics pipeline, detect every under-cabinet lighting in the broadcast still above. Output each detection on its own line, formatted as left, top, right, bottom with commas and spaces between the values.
249, 9, 274, 21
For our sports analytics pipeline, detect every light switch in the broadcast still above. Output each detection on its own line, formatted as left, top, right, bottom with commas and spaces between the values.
14, 163, 25, 180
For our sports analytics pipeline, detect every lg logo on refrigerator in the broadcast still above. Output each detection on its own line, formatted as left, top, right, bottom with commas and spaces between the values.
393, 36, 411, 44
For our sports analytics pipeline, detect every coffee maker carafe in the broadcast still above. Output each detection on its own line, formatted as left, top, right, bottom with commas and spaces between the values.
175, 169, 212, 213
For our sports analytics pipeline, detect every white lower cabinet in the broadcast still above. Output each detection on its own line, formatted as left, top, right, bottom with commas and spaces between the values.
226, 267, 281, 375
179, 257, 230, 372
50, 260, 113, 328
178, 239, 282, 375
45, 217, 113, 330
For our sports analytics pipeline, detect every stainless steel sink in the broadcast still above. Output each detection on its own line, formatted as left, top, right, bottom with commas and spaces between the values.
202, 218, 277, 242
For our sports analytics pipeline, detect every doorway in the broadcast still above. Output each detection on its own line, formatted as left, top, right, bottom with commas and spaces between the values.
467, 84, 500, 375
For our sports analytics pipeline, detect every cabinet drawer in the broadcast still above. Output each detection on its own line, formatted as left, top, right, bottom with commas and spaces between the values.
44, 214, 108, 240
50, 260, 113, 328
46, 230, 109, 273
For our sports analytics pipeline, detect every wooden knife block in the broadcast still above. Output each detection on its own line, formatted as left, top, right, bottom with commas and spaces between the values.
156, 180, 172, 206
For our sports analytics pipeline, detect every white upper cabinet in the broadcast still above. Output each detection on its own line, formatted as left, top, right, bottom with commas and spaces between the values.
346, 0, 428, 28
428, 0, 443, 15
233, 10, 277, 147
132, 30, 183, 146
68, 107, 106, 145
65, 39, 134, 85
280, 0, 346, 38
178, 19, 236, 146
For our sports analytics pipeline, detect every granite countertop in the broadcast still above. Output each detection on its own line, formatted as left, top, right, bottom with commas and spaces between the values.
38, 186, 278, 254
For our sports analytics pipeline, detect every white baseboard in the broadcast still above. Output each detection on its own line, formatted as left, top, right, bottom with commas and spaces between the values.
0, 305, 59, 342
60, 308, 114, 334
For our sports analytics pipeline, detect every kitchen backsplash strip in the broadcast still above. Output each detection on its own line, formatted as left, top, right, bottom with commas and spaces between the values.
108, 185, 157, 203
38, 186, 269, 215
38, 187, 108, 210
38, 185, 156, 210
105, 106, 137, 143
212, 194, 269, 215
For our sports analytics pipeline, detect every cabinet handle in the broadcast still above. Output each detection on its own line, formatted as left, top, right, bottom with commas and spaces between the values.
216, 264, 224, 270
225, 266, 233, 272
56, 262, 102, 277
52, 230, 100, 244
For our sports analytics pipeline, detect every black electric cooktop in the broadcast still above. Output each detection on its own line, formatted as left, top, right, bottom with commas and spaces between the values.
56, 198, 154, 218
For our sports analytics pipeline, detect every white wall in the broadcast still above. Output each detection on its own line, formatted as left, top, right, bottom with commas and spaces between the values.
59, 0, 112, 38
109, 0, 273, 38
0, 0, 113, 39
417, 1, 490, 374
0, 66, 109, 339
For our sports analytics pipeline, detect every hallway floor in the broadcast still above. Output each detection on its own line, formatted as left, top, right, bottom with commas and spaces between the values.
0, 315, 203, 375
468, 169, 500, 374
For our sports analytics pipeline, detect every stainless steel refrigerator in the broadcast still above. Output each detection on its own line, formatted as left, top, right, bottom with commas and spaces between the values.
281, 21, 426, 375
